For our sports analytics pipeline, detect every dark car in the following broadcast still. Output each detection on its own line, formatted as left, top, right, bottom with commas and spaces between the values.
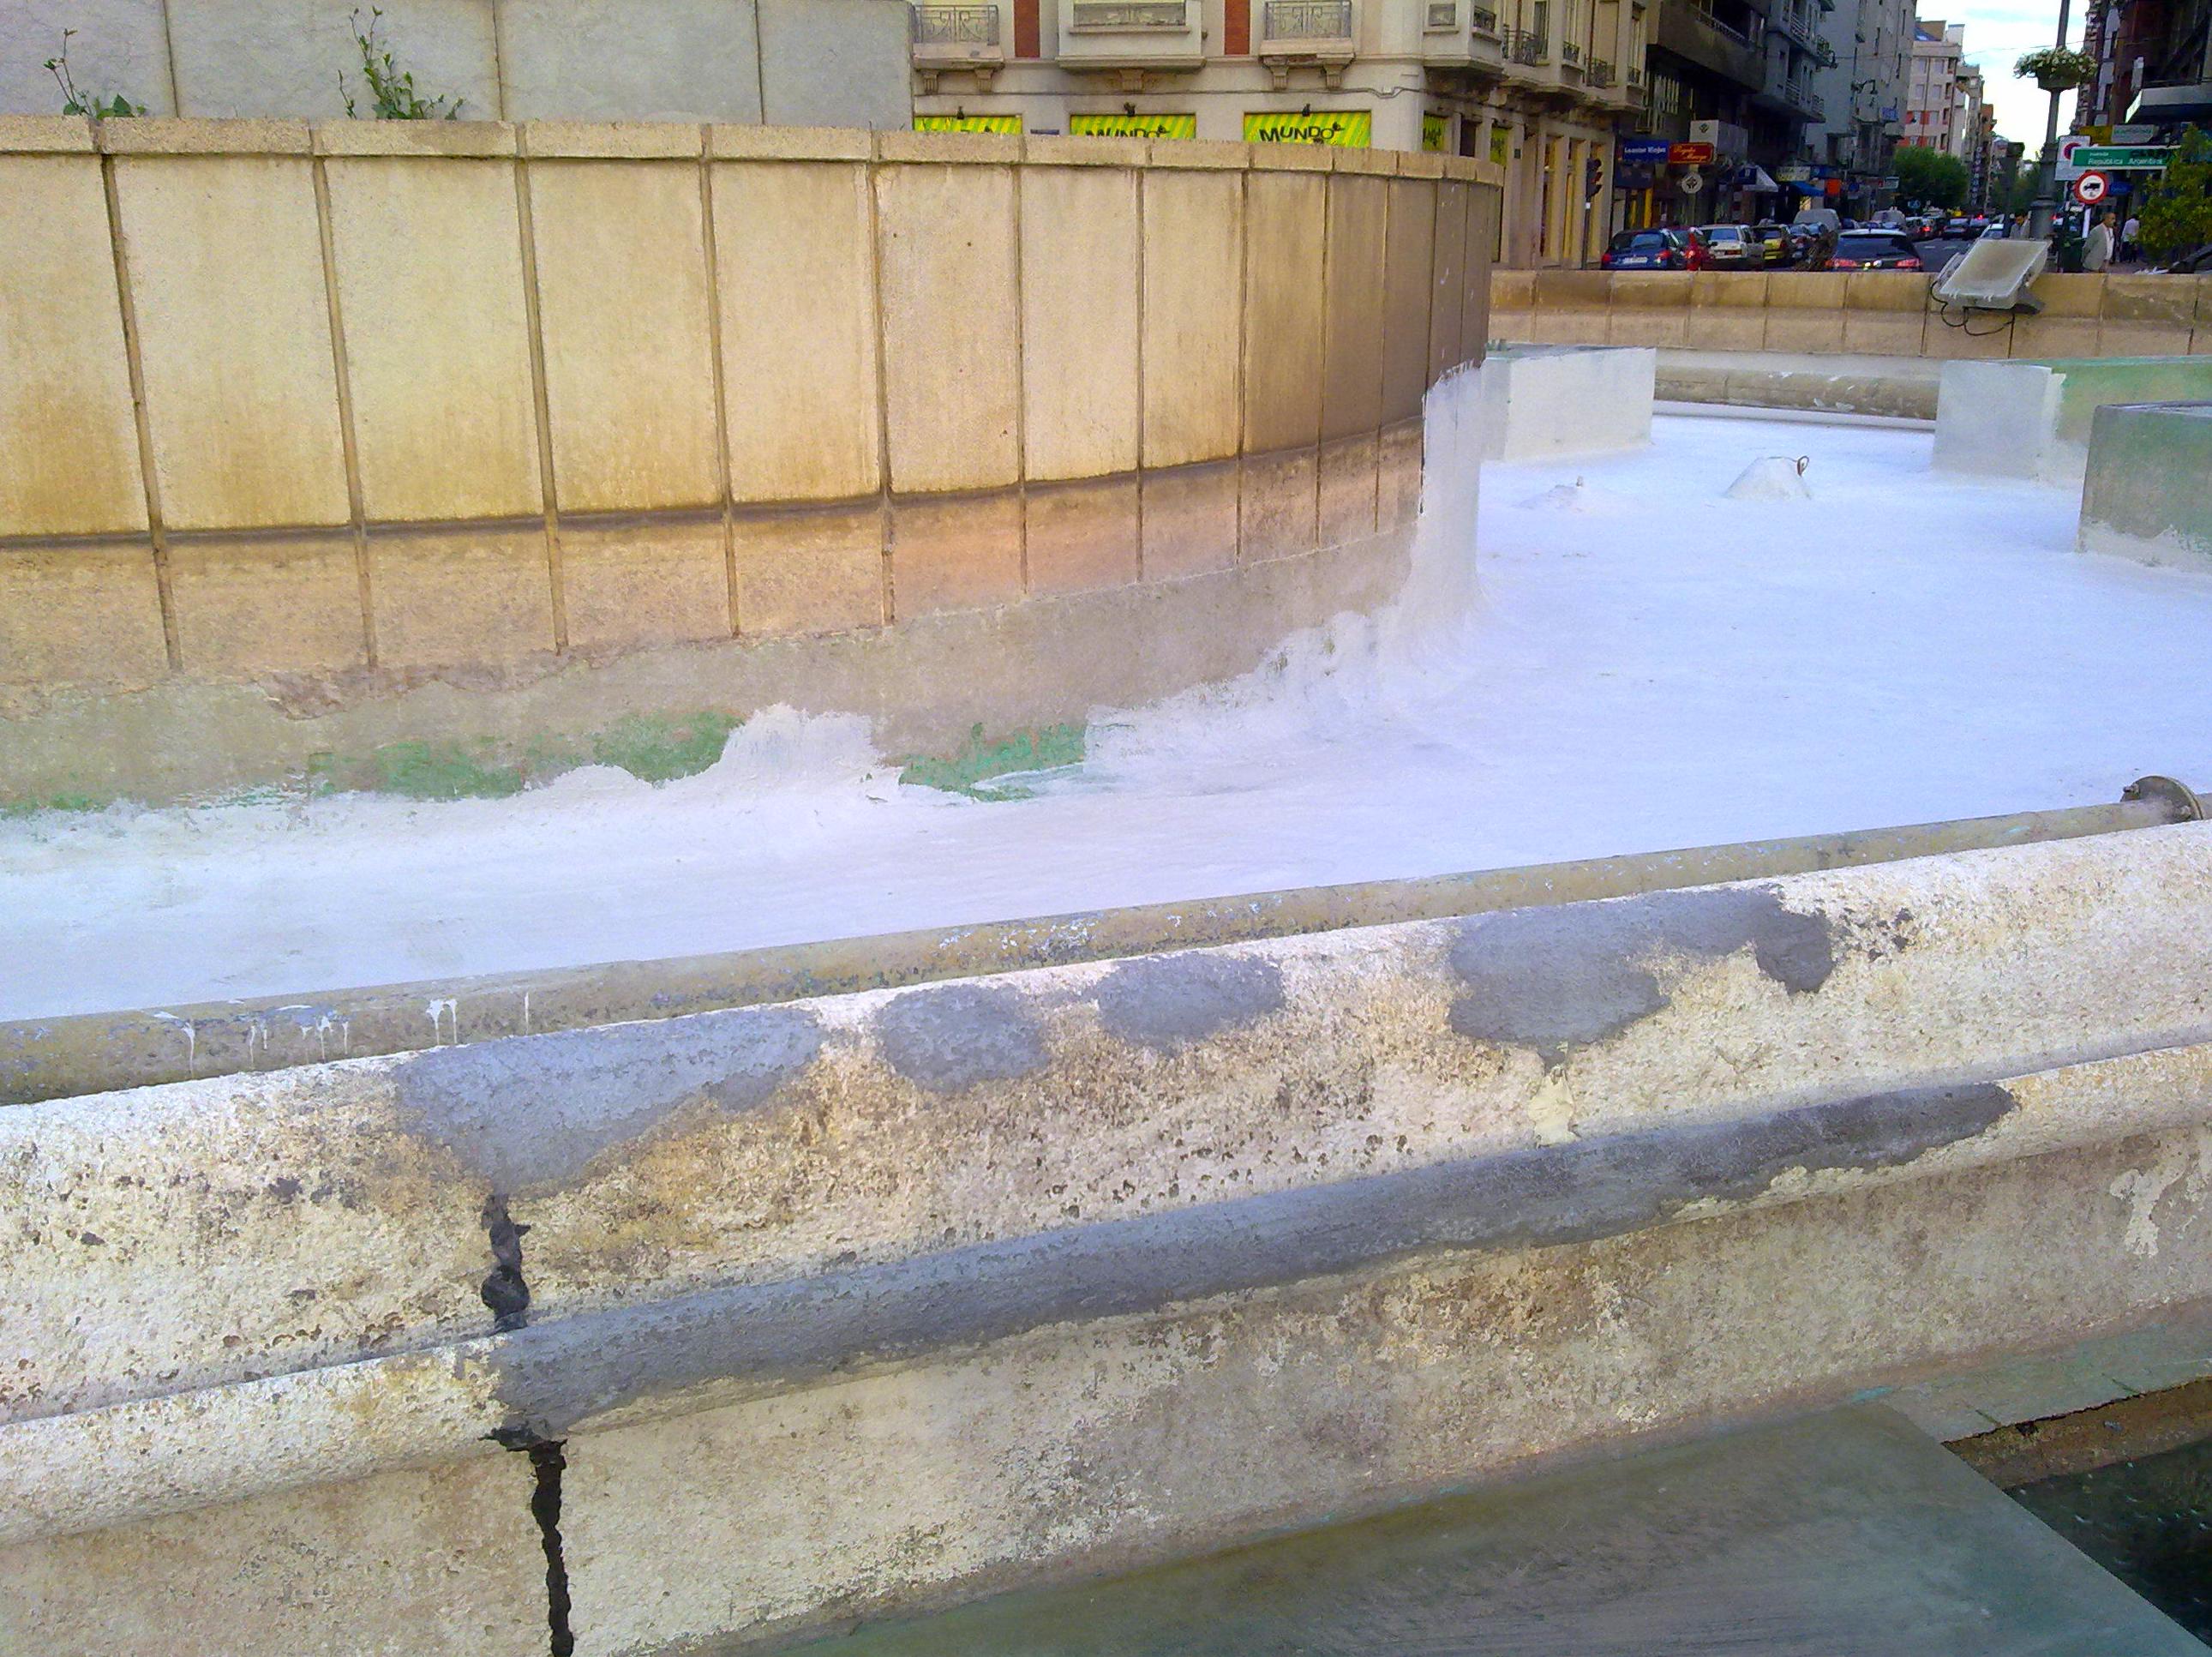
1601, 228, 1688, 271
1830, 231, 1925, 271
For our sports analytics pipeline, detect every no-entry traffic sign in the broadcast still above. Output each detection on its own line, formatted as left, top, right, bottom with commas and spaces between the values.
2073, 170, 2109, 205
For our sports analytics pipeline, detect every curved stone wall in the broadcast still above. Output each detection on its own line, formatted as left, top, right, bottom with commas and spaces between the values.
0, 116, 1499, 806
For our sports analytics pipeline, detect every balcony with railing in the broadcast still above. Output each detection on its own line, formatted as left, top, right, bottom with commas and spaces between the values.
1504, 26, 1548, 63
1559, 38, 1581, 63
1585, 56, 1614, 84
1419, 0, 1507, 69
1057, 0, 1204, 71
1257, 0, 1358, 82
911, 3, 1004, 76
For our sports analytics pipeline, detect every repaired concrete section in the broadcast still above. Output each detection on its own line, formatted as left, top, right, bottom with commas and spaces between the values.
2078, 402, 2212, 570
9, 825, 2212, 1534
1477, 345, 1655, 461
10, 825, 2212, 1647
7, 788, 2189, 1104
777, 1406, 2205, 1655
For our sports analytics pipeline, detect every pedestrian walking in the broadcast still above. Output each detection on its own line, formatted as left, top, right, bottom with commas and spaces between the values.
2122, 213, 2141, 263
2083, 210, 2115, 272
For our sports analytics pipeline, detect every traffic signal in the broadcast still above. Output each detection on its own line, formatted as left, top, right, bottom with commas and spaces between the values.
1586, 154, 1604, 199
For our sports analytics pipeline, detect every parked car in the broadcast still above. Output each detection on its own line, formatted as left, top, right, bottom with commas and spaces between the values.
1751, 222, 1794, 267
1600, 227, 1690, 270
1981, 219, 2010, 240
1700, 224, 1760, 267
1829, 231, 1925, 271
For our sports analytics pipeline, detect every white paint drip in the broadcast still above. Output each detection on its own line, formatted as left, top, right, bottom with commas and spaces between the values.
424, 999, 458, 1045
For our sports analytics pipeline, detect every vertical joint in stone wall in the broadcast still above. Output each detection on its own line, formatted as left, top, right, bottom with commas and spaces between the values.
696, 133, 742, 638
98, 150, 182, 672
511, 144, 567, 651
311, 153, 379, 667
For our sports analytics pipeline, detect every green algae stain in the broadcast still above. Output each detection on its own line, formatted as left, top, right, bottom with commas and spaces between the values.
360, 740, 535, 800
590, 711, 740, 783
0, 791, 108, 819
900, 722, 1087, 800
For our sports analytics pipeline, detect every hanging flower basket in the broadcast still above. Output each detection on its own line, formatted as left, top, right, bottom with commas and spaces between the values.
2014, 47, 2095, 93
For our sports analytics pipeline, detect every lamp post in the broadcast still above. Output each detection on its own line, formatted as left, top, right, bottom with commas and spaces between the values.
2026, 0, 2074, 237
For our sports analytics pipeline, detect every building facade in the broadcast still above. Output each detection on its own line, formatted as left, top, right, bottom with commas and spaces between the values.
908, 0, 1642, 265
1801, 0, 1910, 218
2077, 0, 2212, 127
1903, 20, 1963, 152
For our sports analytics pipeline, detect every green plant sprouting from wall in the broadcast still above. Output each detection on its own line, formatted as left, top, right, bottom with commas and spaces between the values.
44, 30, 145, 119
341, 8, 463, 120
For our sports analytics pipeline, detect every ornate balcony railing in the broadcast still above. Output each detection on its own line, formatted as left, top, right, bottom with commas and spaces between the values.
1070, 0, 1188, 24
1470, 3, 1498, 30
1262, 0, 1354, 37
1560, 39, 1580, 62
1426, 0, 1457, 25
1626, 63, 1644, 86
1505, 25, 1547, 61
1813, 34, 1836, 64
1586, 56, 1614, 83
912, 3, 999, 42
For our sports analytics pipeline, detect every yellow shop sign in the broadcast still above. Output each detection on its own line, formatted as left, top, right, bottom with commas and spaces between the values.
1070, 113, 1197, 138
1422, 113, 1448, 152
1243, 111, 1371, 147
914, 114, 1022, 134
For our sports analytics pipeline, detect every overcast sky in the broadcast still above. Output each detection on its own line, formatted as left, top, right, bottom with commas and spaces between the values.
1942, 0, 2086, 148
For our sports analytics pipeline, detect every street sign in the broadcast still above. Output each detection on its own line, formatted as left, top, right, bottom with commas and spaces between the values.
1679, 168, 1705, 195
1669, 141, 1715, 165
2111, 123, 2157, 143
2074, 170, 2109, 205
1618, 136, 1671, 164
2072, 145, 2172, 170
2056, 135, 2088, 181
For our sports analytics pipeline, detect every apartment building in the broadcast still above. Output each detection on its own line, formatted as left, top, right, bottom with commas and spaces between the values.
1903, 19, 1962, 150
2077, 0, 2212, 128
1801, 0, 1910, 217
907, 0, 1644, 263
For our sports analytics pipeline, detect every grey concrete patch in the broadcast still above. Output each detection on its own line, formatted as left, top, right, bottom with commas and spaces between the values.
1448, 886, 1837, 1063
484, 1080, 2011, 1438
873, 983, 1049, 1095
1094, 955, 1286, 1053
394, 1005, 824, 1192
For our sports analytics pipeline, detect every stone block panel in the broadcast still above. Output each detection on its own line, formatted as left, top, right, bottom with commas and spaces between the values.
1460, 183, 1497, 362
890, 489, 1023, 616
1241, 170, 1326, 455
1427, 178, 1468, 382
877, 161, 1021, 495
559, 514, 732, 653
1140, 167, 1244, 471
1380, 177, 1437, 426
1320, 172, 1387, 441
529, 159, 722, 514
731, 499, 885, 638
167, 531, 366, 676
0, 155, 147, 538
111, 154, 351, 531
0, 1453, 544, 1657
364, 521, 556, 668
1316, 432, 1377, 549
0, 543, 168, 687
1026, 474, 1140, 597
324, 156, 545, 523
714, 159, 883, 505
1378, 417, 1423, 531
1239, 446, 1318, 565
756, 0, 914, 130
1141, 459, 1239, 582
498, 0, 763, 122
166, 0, 501, 121
0, 2, 175, 117
1021, 164, 1141, 481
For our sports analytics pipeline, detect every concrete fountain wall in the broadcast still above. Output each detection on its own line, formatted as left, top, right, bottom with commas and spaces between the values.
7, 813, 2212, 1653
0, 117, 1500, 807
